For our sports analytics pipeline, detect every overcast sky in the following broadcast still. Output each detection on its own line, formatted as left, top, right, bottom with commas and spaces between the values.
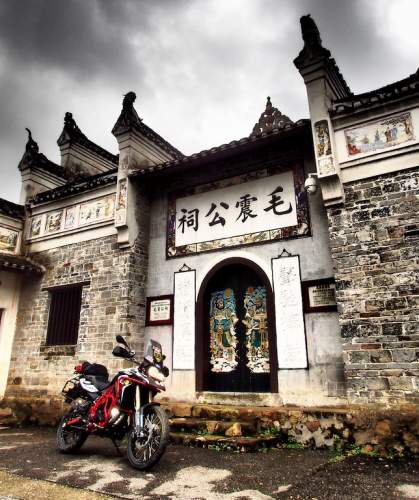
0, 0, 418, 202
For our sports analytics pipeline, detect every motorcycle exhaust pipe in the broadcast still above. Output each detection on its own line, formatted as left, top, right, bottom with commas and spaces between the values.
112, 414, 125, 427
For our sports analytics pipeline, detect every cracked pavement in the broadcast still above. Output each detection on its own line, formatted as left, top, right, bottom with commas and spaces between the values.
0, 427, 418, 499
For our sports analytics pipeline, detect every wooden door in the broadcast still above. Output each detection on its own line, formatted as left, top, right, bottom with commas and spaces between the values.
203, 264, 271, 392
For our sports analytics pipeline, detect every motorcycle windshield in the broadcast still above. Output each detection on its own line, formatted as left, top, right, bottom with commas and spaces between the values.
144, 339, 163, 365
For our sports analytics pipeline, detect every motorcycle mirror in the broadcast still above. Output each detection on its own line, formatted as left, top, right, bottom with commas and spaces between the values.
116, 335, 129, 347
112, 345, 131, 359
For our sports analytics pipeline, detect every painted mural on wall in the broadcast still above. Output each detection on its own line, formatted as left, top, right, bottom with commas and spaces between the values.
115, 179, 127, 226
317, 156, 335, 176
167, 164, 310, 258
314, 120, 332, 157
29, 194, 116, 239
345, 112, 414, 156
314, 120, 336, 176
30, 217, 42, 238
209, 289, 238, 373
79, 195, 115, 226
64, 206, 77, 230
243, 286, 270, 373
45, 211, 63, 234
0, 227, 19, 254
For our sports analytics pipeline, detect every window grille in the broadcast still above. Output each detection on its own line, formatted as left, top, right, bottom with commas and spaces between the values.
46, 285, 83, 345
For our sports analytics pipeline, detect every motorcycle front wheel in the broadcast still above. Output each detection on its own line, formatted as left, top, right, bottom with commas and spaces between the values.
57, 410, 87, 453
127, 405, 170, 470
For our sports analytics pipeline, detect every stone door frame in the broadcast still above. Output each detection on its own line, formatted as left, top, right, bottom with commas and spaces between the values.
195, 256, 279, 393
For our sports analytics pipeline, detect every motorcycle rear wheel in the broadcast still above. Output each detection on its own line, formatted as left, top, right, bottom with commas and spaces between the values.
127, 405, 170, 470
57, 411, 87, 453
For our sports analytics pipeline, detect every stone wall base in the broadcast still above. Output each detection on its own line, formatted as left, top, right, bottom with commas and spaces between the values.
0, 396, 69, 427
1, 397, 418, 455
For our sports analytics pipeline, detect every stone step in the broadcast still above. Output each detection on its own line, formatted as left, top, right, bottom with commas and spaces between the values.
169, 417, 256, 436
0, 407, 17, 426
170, 431, 282, 451
163, 402, 350, 425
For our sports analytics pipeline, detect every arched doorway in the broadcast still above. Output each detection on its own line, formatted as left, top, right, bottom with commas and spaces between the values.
196, 258, 278, 393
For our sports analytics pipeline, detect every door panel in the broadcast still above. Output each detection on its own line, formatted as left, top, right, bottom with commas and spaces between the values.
203, 264, 271, 393
244, 286, 270, 373
209, 288, 238, 373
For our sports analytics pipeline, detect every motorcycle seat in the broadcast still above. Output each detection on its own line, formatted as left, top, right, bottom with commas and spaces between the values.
85, 375, 110, 392
81, 362, 109, 378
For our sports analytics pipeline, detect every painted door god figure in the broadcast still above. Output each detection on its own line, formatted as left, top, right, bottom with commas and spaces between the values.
243, 286, 270, 373
209, 289, 238, 372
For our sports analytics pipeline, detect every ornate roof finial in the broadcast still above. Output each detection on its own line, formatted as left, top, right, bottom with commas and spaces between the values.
294, 14, 331, 69
112, 91, 142, 136
57, 111, 88, 146
63, 112, 83, 135
251, 97, 294, 137
24, 128, 39, 153
122, 91, 137, 110
19, 128, 41, 171
301, 14, 323, 48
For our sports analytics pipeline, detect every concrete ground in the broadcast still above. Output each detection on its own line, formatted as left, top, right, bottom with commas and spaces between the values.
0, 427, 418, 499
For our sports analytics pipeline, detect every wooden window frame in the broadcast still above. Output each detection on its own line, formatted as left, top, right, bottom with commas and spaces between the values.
45, 283, 86, 346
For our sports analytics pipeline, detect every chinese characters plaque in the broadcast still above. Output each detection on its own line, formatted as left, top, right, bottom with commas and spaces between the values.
167, 165, 309, 258
146, 295, 173, 326
302, 278, 337, 313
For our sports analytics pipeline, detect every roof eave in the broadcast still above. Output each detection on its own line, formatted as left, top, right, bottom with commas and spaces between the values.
129, 120, 311, 180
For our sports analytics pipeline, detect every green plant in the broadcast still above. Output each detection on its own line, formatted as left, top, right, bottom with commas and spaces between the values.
282, 441, 304, 450
260, 427, 283, 437
194, 428, 211, 436
329, 454, 346, 463
329, 443, 380, 463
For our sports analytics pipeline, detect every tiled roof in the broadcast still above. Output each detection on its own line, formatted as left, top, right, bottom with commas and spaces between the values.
57, 112, 118, 165
18, 129, 68, 180
251, 97, 295, 137
134, 120, 184, 159
0, 254, 45, 274
0, 198, 25, 220
332, 69, 419, 116
31, 168, 118, 205
32, 153, 68, 179
129, 118, 310, 179
111, 92, 183, 160
294, 15, 351, 99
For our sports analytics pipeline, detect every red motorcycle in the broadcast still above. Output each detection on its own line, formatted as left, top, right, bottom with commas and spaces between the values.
57, 335, 170, 470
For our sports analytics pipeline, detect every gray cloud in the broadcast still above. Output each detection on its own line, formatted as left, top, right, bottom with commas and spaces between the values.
0, 0, 418, 202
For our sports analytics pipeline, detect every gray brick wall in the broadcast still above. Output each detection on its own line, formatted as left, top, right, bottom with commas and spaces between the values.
327, 167, 419, 405
6, 189, 150, 399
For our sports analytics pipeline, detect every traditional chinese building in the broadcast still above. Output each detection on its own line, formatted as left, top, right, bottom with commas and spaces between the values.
0, 16, 417, 416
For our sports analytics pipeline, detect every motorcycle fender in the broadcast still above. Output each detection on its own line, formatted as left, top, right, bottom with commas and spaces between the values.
141, 402, 160, 412
135, 402, 160, 435
139, 402, 160, 419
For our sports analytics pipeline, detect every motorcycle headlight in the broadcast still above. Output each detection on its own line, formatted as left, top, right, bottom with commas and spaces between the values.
147, 366, 165, 382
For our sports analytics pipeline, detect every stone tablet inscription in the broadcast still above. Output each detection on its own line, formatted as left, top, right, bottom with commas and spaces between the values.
173, 270, 196, 370
272, 255, 307, 369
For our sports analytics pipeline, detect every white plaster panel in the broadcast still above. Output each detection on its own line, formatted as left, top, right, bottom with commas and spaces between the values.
145, 170, 344, 403
173, 270, 196, 370
30, 184, 117, 215
0, 272, 21, 397
272, 256, 307, 369
28, 223, 117, 253
175, 171, 297, 246
335, 106, 419, 165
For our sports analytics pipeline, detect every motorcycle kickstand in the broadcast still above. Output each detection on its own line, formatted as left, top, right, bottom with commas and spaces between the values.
111, 438, 123, 457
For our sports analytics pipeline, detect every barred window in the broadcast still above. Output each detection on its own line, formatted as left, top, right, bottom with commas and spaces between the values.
46, 285, 83, 345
